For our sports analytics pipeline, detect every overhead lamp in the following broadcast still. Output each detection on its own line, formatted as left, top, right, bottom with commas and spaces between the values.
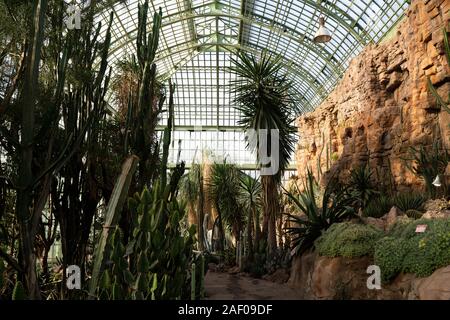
432, 175, 442, 187
314, 16, 332, 43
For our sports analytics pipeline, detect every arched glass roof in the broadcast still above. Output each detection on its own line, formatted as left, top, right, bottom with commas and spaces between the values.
95, 0, 409, 168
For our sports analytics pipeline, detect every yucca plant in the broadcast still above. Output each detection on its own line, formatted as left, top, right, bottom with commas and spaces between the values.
209, 161, 245, 248
230, 51, 297, 255
284, 169, 356, 256
348, 165, 379, 210
238, 174, 262, 260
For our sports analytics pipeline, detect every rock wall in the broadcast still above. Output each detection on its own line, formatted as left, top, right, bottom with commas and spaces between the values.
288, 252, 450, 300
296, 0, 450, 190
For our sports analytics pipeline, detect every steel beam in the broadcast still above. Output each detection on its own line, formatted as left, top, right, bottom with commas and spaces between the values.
107, 9, 344, 77
167, 162, 298, 170
156, 41, 327, 101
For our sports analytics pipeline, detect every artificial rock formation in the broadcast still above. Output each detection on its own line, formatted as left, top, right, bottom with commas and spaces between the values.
295, 0, 450, 190
288, 252, 450, 300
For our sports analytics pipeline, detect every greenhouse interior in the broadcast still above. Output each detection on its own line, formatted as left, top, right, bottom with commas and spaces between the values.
0, 0, 449, 302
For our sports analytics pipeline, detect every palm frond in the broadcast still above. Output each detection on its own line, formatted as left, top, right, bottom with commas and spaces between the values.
229, 51, 298, 175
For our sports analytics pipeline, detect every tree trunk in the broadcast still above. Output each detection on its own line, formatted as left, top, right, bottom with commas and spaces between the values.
278, 207, 283, 248
215, 201, 225, 253
261, 175, 278, 256
253, 209, 261, 253
246, 206, 254, 261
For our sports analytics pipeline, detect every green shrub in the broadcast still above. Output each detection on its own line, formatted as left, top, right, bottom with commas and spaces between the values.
393, 193, 426, 212
375, 218, 450, 281
387, 216, 414, 236
373, 237, 406, 281
315, 222, 383, 258
363, 195, 393, 218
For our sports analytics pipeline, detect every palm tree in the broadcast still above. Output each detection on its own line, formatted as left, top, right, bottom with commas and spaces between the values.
238, 174, 262, 260
230, 51, 297, 255
209, 161, 244, 250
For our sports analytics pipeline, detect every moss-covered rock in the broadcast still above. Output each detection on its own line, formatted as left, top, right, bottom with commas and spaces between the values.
315, 222, 383, 258
375, 218, 450, 281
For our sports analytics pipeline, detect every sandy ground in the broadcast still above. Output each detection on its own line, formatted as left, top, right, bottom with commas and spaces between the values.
204, 271, 302, 300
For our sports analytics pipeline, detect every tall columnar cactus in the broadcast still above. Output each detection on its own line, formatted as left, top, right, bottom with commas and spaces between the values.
124, 1, 164, 189
15, 0, 48, 300
160, 80, 176, 188
427, 28, 450, 115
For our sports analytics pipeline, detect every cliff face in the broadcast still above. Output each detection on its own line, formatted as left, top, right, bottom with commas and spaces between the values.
295, 0, 450, 190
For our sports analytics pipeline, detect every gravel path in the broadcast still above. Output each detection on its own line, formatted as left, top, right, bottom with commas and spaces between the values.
204, 271, 301, 300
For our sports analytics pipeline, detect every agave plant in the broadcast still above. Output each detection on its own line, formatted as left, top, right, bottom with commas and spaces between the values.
393, 192, 426, 212
284, 169, 356, 256
363, 195, 393, 218
348, 165, 379, 210
230, 51, 297, 254
404, 142, 449, 198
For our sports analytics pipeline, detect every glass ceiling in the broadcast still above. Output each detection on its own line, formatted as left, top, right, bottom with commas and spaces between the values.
96, 0, 409, 168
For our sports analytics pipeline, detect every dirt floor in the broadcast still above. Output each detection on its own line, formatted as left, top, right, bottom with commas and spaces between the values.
204, 271, 301, 300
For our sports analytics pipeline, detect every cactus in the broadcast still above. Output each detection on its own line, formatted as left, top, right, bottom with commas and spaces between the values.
317, 133, 325, 181
123, 1, 165, 189
427, 28, 450, 115
12, 281, 27, 300
190, 263, 196, 300
199, 255, 205, 299
0, 259, 4, 289
14, 0, 48, 300
94, 161, 197, 300
160, 80, 176, 188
